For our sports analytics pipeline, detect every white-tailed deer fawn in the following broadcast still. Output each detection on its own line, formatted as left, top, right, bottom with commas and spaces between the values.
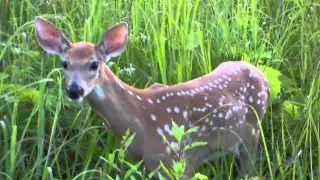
34, 17, 269, 179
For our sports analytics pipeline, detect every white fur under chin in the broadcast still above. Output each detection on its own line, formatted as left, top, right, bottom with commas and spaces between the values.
77, 97, 84, 103
66, 96, 84, 103
93, 84, 105, 99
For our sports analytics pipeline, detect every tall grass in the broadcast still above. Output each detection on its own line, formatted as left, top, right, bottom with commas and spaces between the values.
0, 0, 319, 179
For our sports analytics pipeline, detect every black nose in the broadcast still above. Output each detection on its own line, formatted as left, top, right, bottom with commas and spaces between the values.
66, 83, 84, 100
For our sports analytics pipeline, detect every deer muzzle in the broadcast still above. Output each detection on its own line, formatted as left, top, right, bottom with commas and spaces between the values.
66, 82, 84, 100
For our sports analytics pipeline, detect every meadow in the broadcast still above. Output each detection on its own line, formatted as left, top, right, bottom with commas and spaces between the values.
0, 0, 319, 179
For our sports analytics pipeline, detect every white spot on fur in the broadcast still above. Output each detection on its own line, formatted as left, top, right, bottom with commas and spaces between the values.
249, 96, 253, 103
164, 124, 173, 136
148, 99, 153, 104
174, 106, 180, 113
170, 141, 180, 151
166, 146, 171, 153
118, 82, 126, 89
157, 128, 163, 135
136, 95, 142, 100
225, 113, 231, 120
128, 90, 134, 96
232, 106, 239, 111
150, 114, 157, 121
167, 107, 172, 113
183, 111, 188, 120
257, 100, 261, 105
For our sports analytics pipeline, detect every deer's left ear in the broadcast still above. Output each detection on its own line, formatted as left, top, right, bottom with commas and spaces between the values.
96, 22, 128, 62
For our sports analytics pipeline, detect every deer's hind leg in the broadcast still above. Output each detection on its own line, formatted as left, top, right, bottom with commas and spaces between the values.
236, 127, 260, 176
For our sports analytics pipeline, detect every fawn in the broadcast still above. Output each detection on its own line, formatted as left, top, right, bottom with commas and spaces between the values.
34, 17, 269, 179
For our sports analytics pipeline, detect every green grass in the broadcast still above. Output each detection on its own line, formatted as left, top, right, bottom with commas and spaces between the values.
0, 0, 320, 179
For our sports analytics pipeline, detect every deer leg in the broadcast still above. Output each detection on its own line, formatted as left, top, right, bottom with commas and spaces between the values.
238, 131, 260, 176
181, 162, 195, 180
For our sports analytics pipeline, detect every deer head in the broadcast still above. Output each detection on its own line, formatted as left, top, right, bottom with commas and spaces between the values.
34, 17, 128, 102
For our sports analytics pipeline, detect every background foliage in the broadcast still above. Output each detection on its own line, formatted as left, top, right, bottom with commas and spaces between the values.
0, 0, 319, 179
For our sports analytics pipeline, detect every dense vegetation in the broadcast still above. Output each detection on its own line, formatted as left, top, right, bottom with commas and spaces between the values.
0, 0, 319, 179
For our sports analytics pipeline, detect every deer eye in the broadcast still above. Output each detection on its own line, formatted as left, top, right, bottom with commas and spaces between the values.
62, 61, 68, 69
90, 61, 99, 71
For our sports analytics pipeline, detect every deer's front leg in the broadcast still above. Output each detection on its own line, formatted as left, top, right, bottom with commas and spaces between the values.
181, 162, 195, 180
181, 147, 205, 180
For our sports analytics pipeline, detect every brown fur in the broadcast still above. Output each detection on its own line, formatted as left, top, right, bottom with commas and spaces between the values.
66, 42, 95, 61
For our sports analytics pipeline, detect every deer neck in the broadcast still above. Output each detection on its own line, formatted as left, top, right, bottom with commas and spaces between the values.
85, 64, 144, 138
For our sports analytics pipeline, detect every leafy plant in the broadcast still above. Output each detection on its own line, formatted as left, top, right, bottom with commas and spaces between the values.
158, 121, 208, 180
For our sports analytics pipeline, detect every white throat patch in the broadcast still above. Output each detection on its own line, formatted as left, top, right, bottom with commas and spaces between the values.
77, 96, 84, 103
93, 84, 105, 99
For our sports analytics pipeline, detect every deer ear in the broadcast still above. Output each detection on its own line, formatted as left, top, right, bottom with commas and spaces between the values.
34, 17, 71, 55
97, 22, 128, 62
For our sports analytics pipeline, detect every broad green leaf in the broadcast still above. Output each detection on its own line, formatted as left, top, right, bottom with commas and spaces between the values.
124, 132, 136, 151
283, 101, 299, 120
124, 160, 143, 179
186, 30, 202, 50
192, 172, 209, 180
171, 121, 185, 144
257, 65, 284, 103
185, 126, 199, 135
148, 166, 161, 179
118, 148, 125, 163
158, 172, 168, 180
172, 159, 185, 178
183, 142, 208, 151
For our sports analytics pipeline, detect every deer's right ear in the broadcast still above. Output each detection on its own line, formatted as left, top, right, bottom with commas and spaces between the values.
34, 17, 71, 55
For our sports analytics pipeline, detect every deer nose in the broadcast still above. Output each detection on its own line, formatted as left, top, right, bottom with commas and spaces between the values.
66, 83, 84, 100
